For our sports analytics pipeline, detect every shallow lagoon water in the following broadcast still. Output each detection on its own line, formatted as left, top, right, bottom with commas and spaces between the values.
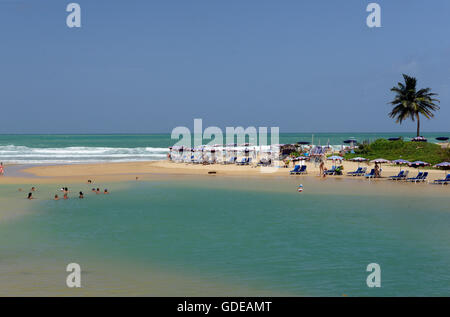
0, 176, 449, 296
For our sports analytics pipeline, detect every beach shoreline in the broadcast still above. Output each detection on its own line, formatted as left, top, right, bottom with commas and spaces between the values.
0, 160, 446, 185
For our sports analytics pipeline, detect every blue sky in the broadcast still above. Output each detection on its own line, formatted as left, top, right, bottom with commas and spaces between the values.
0, 0, 449, 133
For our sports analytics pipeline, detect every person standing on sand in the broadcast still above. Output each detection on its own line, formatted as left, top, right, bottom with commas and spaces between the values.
0, 162, 4, 176
374, 162, 380, 178
319, 160, 325, 176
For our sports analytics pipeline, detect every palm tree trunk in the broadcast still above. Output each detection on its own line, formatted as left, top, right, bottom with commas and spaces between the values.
416, 113, 420, 137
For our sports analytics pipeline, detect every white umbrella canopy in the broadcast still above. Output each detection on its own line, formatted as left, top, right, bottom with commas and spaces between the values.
370, 158, 391, 164
351, 157, 367, 167
351, 157, 368, 162
328, 155, 343, 160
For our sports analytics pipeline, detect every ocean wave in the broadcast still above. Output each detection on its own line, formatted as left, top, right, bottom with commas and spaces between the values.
0, 145, 168, 164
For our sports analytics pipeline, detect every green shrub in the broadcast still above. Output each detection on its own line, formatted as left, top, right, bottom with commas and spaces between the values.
345, 139, 447, 165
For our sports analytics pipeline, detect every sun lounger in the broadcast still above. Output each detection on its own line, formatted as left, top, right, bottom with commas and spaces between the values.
357, 167, 367, 176
324, 166, 337, 175
433, 173, 450, 185
406, 172, 423, 182
297, 165, 307, 174
223, 157, 237, 165
407, 172, 428, 183
291, 165, 307, 175
290, 165, 300, 175
347, 167, 362, 176
236, 158, 251, 165
365, 169, 375, 178
389, 170, 405, 180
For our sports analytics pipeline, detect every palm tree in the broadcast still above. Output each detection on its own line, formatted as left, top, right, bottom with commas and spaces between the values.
389, 74, 440, 137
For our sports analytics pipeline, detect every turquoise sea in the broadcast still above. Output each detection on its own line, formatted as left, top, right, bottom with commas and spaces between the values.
1, 176, 449, 296
0, 132, 448, 164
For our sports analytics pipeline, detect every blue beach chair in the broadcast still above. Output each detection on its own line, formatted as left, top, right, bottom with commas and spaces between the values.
290, 165, 301, 175
406, 172, 423, 182
347, 167, 362, 176
297, 165, 307, 174
433, 173, 450, 185
365, 169, 375, 178
389, 170, 405, 180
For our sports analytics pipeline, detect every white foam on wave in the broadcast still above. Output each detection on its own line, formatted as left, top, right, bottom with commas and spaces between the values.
0, 145, 169, 164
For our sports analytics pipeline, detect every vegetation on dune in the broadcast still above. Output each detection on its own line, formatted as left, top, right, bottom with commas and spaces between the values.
345, 139, 450, 165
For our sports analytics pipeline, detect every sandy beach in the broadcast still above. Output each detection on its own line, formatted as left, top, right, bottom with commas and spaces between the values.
0, 160, 445, 185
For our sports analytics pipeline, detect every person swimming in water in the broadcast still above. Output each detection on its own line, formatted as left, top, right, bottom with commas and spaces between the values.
79, 191, 84, 199
27, 193, 33, 200
54, 195, 59, 200
96, 188, 100, 194
104, 189, 109, 194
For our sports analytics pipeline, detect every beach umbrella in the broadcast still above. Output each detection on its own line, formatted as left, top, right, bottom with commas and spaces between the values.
392, 159, 410, 171
392, 159, 410, 164
370, 158, 391, 163
370, 158, 391, 169
434, 162, 450, 171
434, 162, 450, 177
351, 157, 367, 167
328, 155, 343, 166
409, 161, 430, 167
409, 161, 430, 172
